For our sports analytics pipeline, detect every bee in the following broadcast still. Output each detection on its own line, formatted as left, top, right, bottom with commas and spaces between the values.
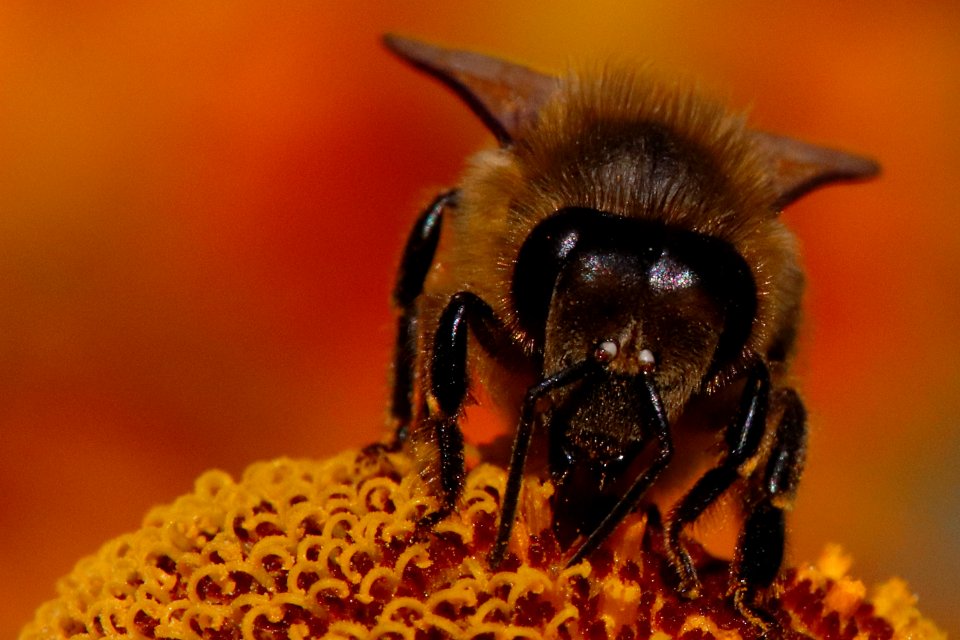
380, 35, 878, 622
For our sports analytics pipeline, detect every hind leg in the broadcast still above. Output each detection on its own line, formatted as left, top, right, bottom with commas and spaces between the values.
377, 191, 457, 449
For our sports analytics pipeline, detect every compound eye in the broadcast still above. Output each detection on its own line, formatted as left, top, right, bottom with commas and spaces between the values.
594, 340, 619, 363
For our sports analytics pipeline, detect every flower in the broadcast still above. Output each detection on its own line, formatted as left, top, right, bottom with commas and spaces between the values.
19, 448, 944, 640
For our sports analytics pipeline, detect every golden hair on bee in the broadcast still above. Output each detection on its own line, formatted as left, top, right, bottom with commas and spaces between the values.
380, 34, 878, 628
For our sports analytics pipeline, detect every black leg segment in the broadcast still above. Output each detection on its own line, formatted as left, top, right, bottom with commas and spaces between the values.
735, 501, 785, 595
566, 369, 674, 567
488, 358, 600, 567
389, 190, 458, 444
762, 388, 806, 499
423, 291, 512, 520
730, 386, 807, 623
664, 360, 771, 596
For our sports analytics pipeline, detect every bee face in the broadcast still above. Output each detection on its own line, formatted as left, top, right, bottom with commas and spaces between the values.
514, 206, 756, 416
380, 35, 878, 623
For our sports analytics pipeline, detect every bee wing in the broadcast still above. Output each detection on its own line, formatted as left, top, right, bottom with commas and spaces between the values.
750, 130, 880, 210
383, 34, 559, 145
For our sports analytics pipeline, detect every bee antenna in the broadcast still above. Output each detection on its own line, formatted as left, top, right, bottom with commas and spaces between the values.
750, 130, 880, 210
382, 34, 559, 145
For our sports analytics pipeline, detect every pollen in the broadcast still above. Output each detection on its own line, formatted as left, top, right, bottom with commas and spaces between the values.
18, 448, 944, 640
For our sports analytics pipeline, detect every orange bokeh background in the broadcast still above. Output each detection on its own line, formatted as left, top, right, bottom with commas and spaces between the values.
2, 3, 957, 636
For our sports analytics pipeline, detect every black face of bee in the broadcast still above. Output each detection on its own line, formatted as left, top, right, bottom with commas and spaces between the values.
512, 206, 757, 539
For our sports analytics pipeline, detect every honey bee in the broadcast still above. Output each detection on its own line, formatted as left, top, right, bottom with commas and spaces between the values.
381, 35, 878, 623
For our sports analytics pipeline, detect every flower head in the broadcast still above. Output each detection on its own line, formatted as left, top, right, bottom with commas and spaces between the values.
19, 448, 943, 640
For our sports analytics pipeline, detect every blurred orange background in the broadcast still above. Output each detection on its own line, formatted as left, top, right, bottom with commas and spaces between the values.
1, 3, 957, 637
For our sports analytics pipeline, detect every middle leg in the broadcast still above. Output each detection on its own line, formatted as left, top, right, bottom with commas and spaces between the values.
663, 359, 771, 597
417, 290, 513, 527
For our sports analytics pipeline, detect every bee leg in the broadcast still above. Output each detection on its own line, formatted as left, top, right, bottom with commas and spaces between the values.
566, 368, 674, 567
664, 360, 771, 598
418, 290, 511, 528
731, 387, 806, 628
488, 358, 599, 568
382, 190, 458, 451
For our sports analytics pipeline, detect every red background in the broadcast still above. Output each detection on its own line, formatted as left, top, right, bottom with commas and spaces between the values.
2, 4, 957, 636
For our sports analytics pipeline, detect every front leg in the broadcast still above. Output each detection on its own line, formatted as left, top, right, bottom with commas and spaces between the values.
566, 365, 674, 567
488, 356, 601, 567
